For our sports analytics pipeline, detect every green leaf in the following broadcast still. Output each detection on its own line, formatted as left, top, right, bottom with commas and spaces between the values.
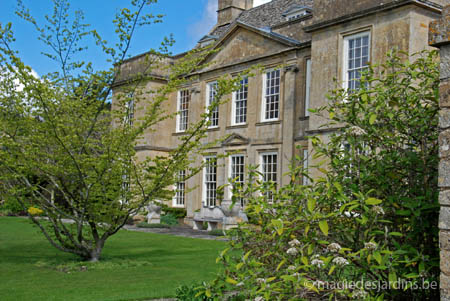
319, 220, 329, 236
301, 280, 319, 293
205, 289, 212, 298
226, 277, 238, 285
389, 271, 398, 288
405, 273, 419, 279
360, 93, 368, 102
236, 262, 244, 270
389, 232, 403, 237
307, 198, 316, 212
328, 265, 336, 275
276, 259, 286, 271
365, 198, 382, 205
220, 248, 230, 257
304, 225, 310, 236
396, 210, 411, 216
373, 252, 382, 265
243, 250, 252, 261
369, 113, 377, 125
281, 275, 297, 282
301, 256, 309, 265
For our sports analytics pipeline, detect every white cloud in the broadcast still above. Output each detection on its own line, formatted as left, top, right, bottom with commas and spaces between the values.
188, 0, 272, 45
188, 0, 218, 43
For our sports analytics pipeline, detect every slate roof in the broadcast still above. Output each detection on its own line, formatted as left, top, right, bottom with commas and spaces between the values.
210, 0, 314, 38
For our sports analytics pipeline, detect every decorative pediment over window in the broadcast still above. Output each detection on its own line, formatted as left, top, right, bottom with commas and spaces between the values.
199, 21, 303, 71
222, 133, 250, 146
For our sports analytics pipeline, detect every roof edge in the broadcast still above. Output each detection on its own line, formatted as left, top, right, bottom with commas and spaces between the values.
304, 0, 442, 33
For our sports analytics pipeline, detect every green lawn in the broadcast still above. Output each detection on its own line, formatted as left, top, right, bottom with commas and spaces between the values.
0, 217, 226, 301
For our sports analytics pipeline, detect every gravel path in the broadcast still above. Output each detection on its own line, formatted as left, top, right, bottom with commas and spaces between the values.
123, 224, 228, 241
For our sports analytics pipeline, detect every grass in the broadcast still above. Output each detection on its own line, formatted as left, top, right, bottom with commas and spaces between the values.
0, 217, 226, 301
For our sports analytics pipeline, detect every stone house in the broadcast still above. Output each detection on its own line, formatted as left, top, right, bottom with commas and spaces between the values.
112, 0, 446, 227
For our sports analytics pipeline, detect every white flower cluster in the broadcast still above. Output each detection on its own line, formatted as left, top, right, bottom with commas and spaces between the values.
352, 290, 368, 299
287, 247, 298, 256
256, 278, 266, 284
288, 239, 301, 247
372, 205, 385, 215
348, 126, 367, 136
332, 257, 349, 266
364, 242, 377, 251
327, 243, 342, 253
311, 259, 324, 268
287, 265, 296, 271
254, 296, 264, 301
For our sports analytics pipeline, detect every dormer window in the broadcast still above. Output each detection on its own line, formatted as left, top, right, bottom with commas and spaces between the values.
283, 6, 312, 22
198, 35, 218, 48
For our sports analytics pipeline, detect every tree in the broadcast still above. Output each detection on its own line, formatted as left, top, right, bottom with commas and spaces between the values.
0, 0, 241, 261
200, 50, 439, 300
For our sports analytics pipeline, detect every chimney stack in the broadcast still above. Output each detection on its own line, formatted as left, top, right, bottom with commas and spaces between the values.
217, 0, 253, 26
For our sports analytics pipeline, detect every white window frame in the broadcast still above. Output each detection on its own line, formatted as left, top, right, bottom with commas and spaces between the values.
203, 156, 217, 208
172, 170, 186, 208
261, 69, 281, 122
343, 31, 371, 92
176, 90, 190, 133
228, 154, 245, 206
259, 152, 278, 201
206, 81, 219, 129
304, 58, 312, 117
285, 8, 311, 21
231, 77, 248, 126
125, 92, 134, 126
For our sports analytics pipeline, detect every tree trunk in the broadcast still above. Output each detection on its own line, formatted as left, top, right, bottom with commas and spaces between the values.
88, 239, 105, 262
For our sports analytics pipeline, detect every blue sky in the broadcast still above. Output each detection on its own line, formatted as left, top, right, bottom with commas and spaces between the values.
0, 0, 271, 76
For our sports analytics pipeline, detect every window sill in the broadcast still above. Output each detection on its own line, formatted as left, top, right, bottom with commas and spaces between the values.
207, 127, 220, 132
172, 204, 185, 208
226, 124, 248, 130
256, 120, 282, 126
172, 131, 187, 136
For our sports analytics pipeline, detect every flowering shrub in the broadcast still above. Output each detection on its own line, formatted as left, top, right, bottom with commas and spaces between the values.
196, 51, 439, 300
28, 207, 44, 216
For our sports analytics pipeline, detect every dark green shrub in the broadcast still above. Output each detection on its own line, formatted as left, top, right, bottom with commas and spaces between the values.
125, 216, 134, 225
161, 213, 178, 226
175, 283, 213, 301
203, 50, 440, 300
208, 229, 228, 236
163, 207, 187, 219
1, 198, 26, 215
202, 222, 208, 231
136, 222, 171, 229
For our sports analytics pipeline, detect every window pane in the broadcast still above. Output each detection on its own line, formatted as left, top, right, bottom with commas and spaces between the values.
175, 170, 186, 206
263, 70, 280, 121
261, 153, 278, 201
178, 90, 190, 131
207, 82, 219, 127
234, 77, 248, 124
230, 155, 245, 206
346, 33, 370, 92
204, 157, 217, 207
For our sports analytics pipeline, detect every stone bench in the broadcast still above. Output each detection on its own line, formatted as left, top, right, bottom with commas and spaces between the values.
192, 217, 223, 231
193, 206, 225, 231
